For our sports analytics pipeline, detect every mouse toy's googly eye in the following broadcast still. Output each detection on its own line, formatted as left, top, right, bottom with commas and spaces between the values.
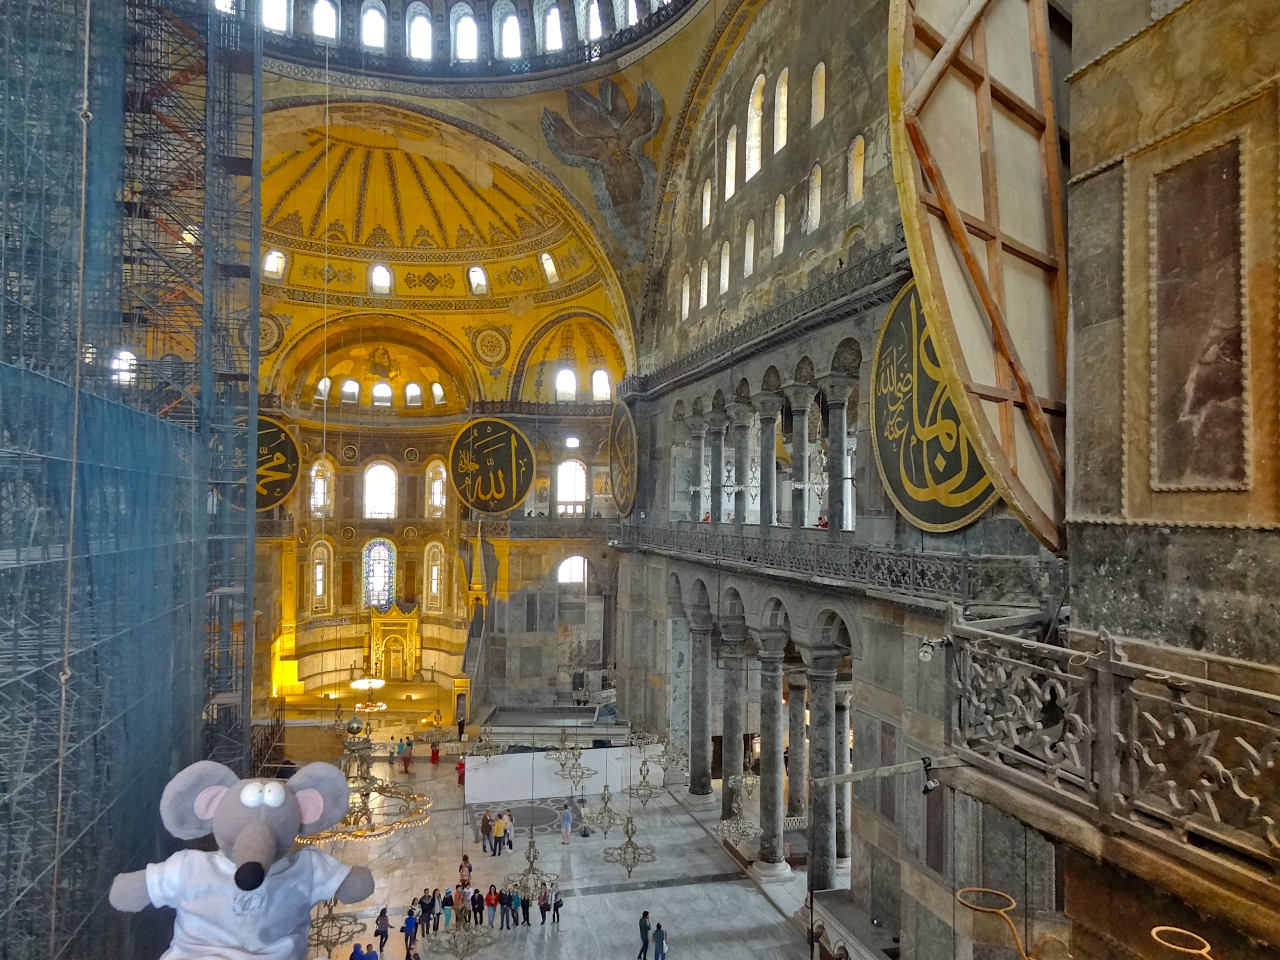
240, 781, 265, 807
262, 782, 286, 807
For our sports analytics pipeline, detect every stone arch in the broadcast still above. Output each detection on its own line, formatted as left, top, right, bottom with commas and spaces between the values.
794, 356, 816, 383
711, 388, 727, 411
690, 578, 712, 618
811, 607, 861, 658
672, 398, 686, 421
761, 366, 782, 392
831, 337, 863, 376
734, 378, 752, 402
761, 596, 791, 632
720, 586, 745, 618
666, 571, 686, 616
691, 396, 706, 416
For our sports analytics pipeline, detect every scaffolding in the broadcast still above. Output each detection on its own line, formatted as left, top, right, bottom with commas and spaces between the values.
0, 0, 260, 955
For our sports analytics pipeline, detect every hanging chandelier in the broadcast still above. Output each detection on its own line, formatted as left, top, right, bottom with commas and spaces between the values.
298, 716, 433, 845
307, 896, 366, 956
547, 728, 580, 770
651, 739, 689, 780
602, 814, 657, 878
472, 723, 503, 761
622, 758, 662, 807
558, 755, 597, 792
421, 918, 497, 960
715, 774, 762, 846
503, 840, 560, 898
628, 730, 661, 751
580, 783, 625, 838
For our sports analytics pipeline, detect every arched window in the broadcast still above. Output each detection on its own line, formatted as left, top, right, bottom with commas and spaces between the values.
111, 349, 137, 385
774, 69, 789, 153
724, 126, 737, 200
263, 0, 289, 32
362, 538, 396, 608
263, 248, 286, 280
364, 463, 397, 519
745, 74, 765, 180
700, 179, 712, 228
744, 220, 756, 277
540, 252, 559, 284
340, 379, 360, 404
216, 0, 234, 13
680, 274, 690, 320
556, 461, 587, 517
311, 542, 332, 613
591, 369, 611, 401
806, 163, 822, 233
314, 376, 332, 401
773, 195, 786, 256
405, 382, 423, 407
370, 264, 392, 295
719, 241, 730, 294
627, 0, 639, 24
468, 265, 489, 295
811, 62, 826, 126
499, 13, 521, 58
557, 554, 586, 583
312, 0, 337, 39
430, 382, 446, 405
361, 2, 386, 48
407, 5, 432, 57
543, 4, 563, 50
587, 0, 603, 39
453, 6, 479, 60
309, 461, 334, 518
371, 381, 393, 407
699, 259, 709, 308
555, 368, 577, 402
848, 136, 866, 206
426, 542, 446, 610
426, 461, 448, 517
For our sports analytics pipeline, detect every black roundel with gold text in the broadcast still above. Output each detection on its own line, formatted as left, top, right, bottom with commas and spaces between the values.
449, 418, 535, 514
237, 415, 300, 511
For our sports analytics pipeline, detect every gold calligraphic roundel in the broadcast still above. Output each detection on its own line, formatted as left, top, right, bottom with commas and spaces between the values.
449, 418, 536, 515
870, 281, 997, 532
231, 416, 300, 511
609, 402, 638, 517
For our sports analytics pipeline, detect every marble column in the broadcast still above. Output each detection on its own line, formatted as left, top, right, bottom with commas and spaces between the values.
688, 614, 714, 798
786, 672, 808, 819
601, 582, 617, 669
807, 655, 839, 891
834, 684, 851, 863
667, 613, 691, 761
686, 416, 707, 523
754, 630, 791, 880
729, 402, 753, 530
785, 384, 818, 530
719, 616, 747, 820
818, 375, 857, 534
754, 393, 783, 530
708, 412, 728, 523
548, 460, 559, 517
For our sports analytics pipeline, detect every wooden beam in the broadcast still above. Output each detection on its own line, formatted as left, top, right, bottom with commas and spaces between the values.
905, 0, 998, 116
904, 113, 1066, 487
965, 382, 1066, 414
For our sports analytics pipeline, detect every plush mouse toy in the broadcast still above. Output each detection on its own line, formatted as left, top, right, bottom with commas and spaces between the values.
110, 760, 375, 960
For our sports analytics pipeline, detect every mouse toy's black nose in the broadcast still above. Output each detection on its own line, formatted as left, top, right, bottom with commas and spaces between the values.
235, 862, 266, 891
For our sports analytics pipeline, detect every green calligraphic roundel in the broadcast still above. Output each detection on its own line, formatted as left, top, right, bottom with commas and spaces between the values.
609, 402, 638, 518
450, 418, 536, 515
870, 280, 998, 532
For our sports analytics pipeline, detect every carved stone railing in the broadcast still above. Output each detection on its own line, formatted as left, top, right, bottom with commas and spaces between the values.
621, 234, 910, 397
462, 517, 621, 540
623, 523, 1051, 606
951, 613, 1280, 906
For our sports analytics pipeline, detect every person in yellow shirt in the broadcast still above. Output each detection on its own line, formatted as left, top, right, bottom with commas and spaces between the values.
490, 811, 507, 857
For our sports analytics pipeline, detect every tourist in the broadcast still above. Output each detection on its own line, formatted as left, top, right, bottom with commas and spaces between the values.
537, 883, 550, 925
456, 755, 466, 786
349, 945, 365, 960
401, 738, 414, 773
387, 742, 395, 768
402, 910, 418, 950
499, 887, 513, 929
551, 886, 563, 924
485, 884, 498, 926
419, 889, 435, 934
637, 910, 651, 960
428, 888, 443, 932
373, 908, 390, 954
503, 808, 515, 849
491, 809, 506, 856
653, 922, 668, 960
559, 803, 573, 844
441, 888, 454, 928
458, 885, 471, 925
480, 810, 494, 853
471, 886, 485, 925
520, 888, 532, 926
511, 889, 523, 927
363, 945, 378, 960
458, 854, 473, 886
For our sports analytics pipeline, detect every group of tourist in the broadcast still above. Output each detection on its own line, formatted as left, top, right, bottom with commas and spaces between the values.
637, 910, 670, 960
477, 808, 514, 855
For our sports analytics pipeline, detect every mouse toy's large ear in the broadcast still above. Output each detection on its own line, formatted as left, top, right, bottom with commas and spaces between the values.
289, 762, 351, 835
160, 761, 240, 839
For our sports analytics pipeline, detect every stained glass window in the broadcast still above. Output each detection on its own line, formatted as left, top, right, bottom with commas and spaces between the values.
363, 538, 396, 608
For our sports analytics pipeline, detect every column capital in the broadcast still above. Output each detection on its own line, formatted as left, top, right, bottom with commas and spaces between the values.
752, 627, 790, 657
690, 609, 713, 632
752, 392, 785, 418
706, 409, 731, 434
816, 374, 858, 407
682, 414, 707, 438
787, 669, 808, 690
719, 613, 747, 643
728, 400, 755, 427
805, 648, 843, 679
783, 382, 819, 408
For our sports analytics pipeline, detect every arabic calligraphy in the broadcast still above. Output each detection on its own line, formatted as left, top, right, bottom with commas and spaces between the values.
871, 281, 996, 531
609, 402, 638, 517
231, 416, 300, 511
449, 418, 535, 514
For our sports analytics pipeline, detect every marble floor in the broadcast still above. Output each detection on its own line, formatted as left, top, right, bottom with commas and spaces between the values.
310, 754, 813, 959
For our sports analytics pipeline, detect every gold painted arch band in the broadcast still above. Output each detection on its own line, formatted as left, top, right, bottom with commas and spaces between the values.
888, 0, 1069, 552
869, 280, 997, 533
449, 418, 536, 515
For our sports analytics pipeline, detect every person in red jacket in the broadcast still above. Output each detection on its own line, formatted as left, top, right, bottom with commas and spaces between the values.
456, 755, 466, 786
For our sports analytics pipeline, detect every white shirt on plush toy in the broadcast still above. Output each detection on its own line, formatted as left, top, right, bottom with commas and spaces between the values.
147, 847, 351, 960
